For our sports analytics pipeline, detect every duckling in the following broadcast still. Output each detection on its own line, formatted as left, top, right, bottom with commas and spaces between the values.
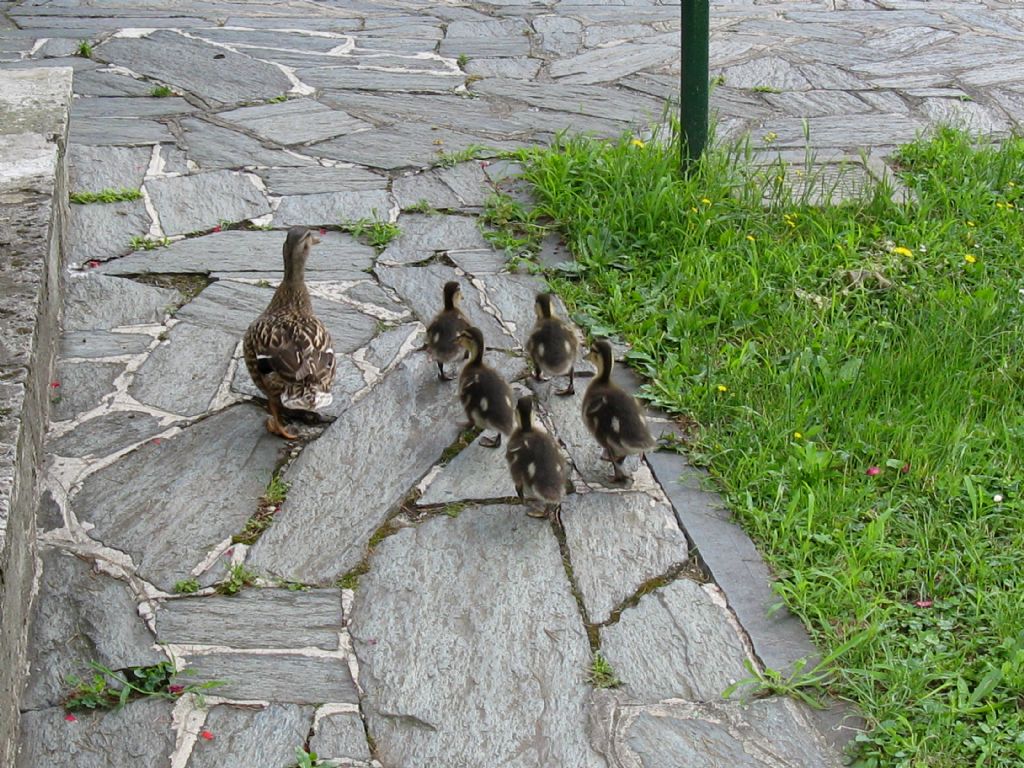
525, 292, 578, 396
426, 281, 470, 381
506, 395, 573, 518
582, 340, 655, 482
457, 326, 514, 448
243, 227, 336, 439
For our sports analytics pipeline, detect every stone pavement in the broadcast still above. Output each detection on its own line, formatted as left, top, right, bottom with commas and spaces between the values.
3, 0, 1022, 765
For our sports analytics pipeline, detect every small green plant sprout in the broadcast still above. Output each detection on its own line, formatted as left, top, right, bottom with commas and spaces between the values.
130, 236, 171, 251
588, 652, 621, 689
75, 40, 93, 58
292, 748, 335, 768
341, 213, 400, 251
443, 502, 464, 518
751, 85, 782, 94
216, 563, 258, 596
406, 199, 436, 214
435, 143, 489, 168
337, 570, 360, 590
69, 188, 142, 205
64, 661, 222, 711
263, 473, 290, 505
457, 53, 470, 68
151, 85, 173, 98
174, 578, 200, 594
268, 94, 288, 103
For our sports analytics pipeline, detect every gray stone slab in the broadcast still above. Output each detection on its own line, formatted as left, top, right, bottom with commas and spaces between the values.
418, 433, 519, 506
0, 65, 74, 138
472, 78, 665, 124
248, 354, 464, 584
318, 91, 526, 137
69, 145, 150, 193
69, 118, 175, 146
590, 691, 846, 768
758, 114, 927, 149
17, 699, 175, 768
64, 273, 178, 330
375, 262, 516, 350
52, 360, 120, 420
351, 505, 603, 767
645, 450, 819, 675
722, 56, 811, 91
71, 69, 155, 97
185, 652, 358, 704
22, 547, 164, 710
72, 405, 281, 591
534, 15, 583, 55
447, 249, 508, 275
762, 89, 871, 118
100, 230, 375, 280
599, 578, 749, 702
439, 19, 532, 57
146, 171, 270, 236
393, 162, 492, 211
475, 271, 551, 340
180, 117, 319, 170
156, 589, 342, 650
342, 282, 410, 321
71, 96, 194, 120
67, 199, 151, 266
96, 31, 293, 107
310, 123, 526, 170
50, 410, 166, 459
310, 711, 371, 761
218, 99, 372, 146
561, 491, 689, 624
918, 98, 1011, 135
62, 331, 152, 358
175, 280, 378, 352
378, 213, 490, 265
584, 23, 659, 48
464, 56, 542, 80
361, 322, 419, 371
129, 322, 236, 417
258, 166, 388, 196
297, 66, 464, 93
550, 43, 679, 85
273, 189, 392, 228
187, 704, 314, 768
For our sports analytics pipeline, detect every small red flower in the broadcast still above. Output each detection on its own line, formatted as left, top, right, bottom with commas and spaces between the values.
168, 685, 185, 694
50, 381, 60, 389
224, 548, 234, 558
65, 713, 77, 722
319, 228, 327, 236
211, 225, 222, 233
914, 599, 933, 608
900, 463, 910, 474
151, 438, 162, 446
866, 466, 881, 477
479, 160, 491, 168
200, 730, 214, 741
86, 260, 100, 269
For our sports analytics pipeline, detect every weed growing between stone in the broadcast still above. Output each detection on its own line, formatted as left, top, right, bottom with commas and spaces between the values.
587, 652, 620, 689
519, 126, 1024, 767
64, 661, 221, 711
129, 235, 171, 251
69, 188, 142, 204
173, 578, 200, 594
341, 214, 400, 251
216, 564, 258, 596
150, 85, 173, 98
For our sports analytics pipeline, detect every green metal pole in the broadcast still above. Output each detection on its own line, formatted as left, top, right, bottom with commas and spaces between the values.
680, 0, 709, 164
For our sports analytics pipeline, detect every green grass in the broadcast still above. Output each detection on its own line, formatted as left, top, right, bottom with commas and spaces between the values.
481, 192, 547, 257
129, 235, 170, 251
70, 188, 142, 204
75, 39, 92, 58
64, 661, 221, 711
173, 578, 200, 594
342, 214, 400, 251
150, 85, 173, 98
587, 652, 621, 689
519, 126, 1024, 767
216, 564, 258, 596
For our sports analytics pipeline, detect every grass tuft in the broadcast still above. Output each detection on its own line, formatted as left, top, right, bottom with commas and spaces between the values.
173, 578, 200, 594
216, 564, 258, 596
587, 652, 620, 689
150, 85, 173, 98
75, 39, 93, 58
520, 124, 1024, 767
70, 188, 142, 204
342, 213, 400, 251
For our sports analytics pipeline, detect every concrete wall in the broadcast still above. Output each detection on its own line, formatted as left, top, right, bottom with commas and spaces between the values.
0, 67, 72, 767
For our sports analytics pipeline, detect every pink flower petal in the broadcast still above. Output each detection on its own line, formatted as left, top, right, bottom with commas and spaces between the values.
201, 730, 214, 741
914, 599, 933, 608
866, 466, 881, 476
65, 714, 77, 722
224, 548, 234, 558
900, 463, 911, 474
319, 228, 327, 236
86, 260, 100, 269
169, 685, 185, 694
50, 381, 60, 389
211, 225, 222, 233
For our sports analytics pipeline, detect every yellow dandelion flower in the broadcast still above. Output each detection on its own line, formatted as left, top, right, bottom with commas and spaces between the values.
964, 254, 977, 264
785, 219, 796, 228
717, 384, 728, 393
746, 235, 755, 242
996, 201, 1006, 209
762, 131, 778, 144
793, 432, 803, 439
630, 138, 645, 148
967, 220, 976, 227
892, 246, 913, 258
690, 206, 699, 213
701, 197, 711, 205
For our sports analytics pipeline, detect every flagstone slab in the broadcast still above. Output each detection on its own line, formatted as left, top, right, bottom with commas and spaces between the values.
71, 96, 194, 119
21, 547, 164, 710
599, 578, 750, 702
561, 491, 689, 624
438, 19, 532, 57
96, 30, 293, 107
52, 360, 121, 420
100, 230, 375, 280
71, 69, 156, 97
350, 505, 604, 768
418, 433, 519, 505
589, 691, 846, 768
472, 78, 664, 123
129, 321, 237, 417
179, 118, 318, 170
184, 652, 358, 704
247, 354, 464, 584
50, 410, 166, 459
310, 711, 371, 762
296, 66, 463, 93
67, 199, 151, 265
17, 699, 175, 768
145, 171, 270, 236
393, 163, 492, 211
68, 145, 150, 194
62, 331, 152, 359
375, 262, 516, 350
378, 213, 490, 265
64, 273, 177, 330
155, 589, 343, 650
69, 118, 175, 146
259, 166, 388, 196
273, 189, 392, 228
218, 99, 372, 146
534, 15, 583, 55
549, 42, 678, 85
187, 704, 315, 768
71, 405, 282, 591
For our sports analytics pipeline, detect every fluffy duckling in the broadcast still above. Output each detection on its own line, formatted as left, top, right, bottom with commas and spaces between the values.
506, 395, 573, 518
244, 227, 336, 440
426, 281, 470, 381
525, 292, 578, 396
582, 340, 655, 482
458, 326, 514, 448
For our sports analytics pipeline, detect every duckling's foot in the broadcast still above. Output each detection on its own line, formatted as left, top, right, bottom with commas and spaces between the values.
556, 369, 575, 396
532, 367, 548, 382
437, 361, 456, 381
610, 460, 632, 485
266, 417, 298, 441
599, 447, 612, 462
525, 504, 548, 519
479, 432, 502, 448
